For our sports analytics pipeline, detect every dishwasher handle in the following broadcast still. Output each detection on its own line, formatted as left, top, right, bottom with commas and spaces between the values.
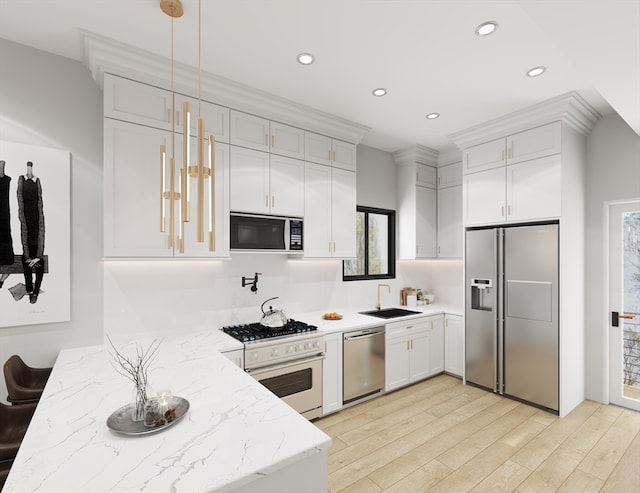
344, 329, 385, 341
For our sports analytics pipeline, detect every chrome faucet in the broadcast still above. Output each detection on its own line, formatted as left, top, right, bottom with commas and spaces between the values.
376, 283, 391, 310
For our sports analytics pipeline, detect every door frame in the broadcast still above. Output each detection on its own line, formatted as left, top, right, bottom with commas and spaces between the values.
605, 199, 640, 409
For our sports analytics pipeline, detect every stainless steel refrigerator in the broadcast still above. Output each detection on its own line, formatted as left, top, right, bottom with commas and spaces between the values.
465, 223, 559, 413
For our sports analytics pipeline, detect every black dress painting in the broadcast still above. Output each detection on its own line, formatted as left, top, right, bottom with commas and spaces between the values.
0, 163, 14, 266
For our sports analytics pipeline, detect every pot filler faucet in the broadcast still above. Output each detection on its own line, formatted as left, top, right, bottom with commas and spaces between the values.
376, 283, 390, 310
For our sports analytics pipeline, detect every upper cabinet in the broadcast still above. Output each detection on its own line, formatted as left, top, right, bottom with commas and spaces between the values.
174, 94, 230, 143
461, 122, 563, 226
437, 161, 462, 188
416, 163, 437, 188
304, 132, 357, 171
230, 111, 305, 159
437, 161, 462, 258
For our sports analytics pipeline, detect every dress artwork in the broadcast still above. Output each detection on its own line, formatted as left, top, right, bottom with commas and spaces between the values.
0, 174, 14, 265
17, 174, 45, 302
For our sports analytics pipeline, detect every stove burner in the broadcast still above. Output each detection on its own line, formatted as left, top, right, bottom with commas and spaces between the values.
222, 319, 317, 343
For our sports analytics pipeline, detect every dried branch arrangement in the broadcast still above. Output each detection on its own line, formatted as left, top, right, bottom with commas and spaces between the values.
107, 335, 163, 419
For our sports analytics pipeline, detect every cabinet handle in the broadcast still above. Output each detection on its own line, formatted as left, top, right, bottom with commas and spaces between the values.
324, 341, 327, 352
272, 196, 275, 208
265, 134, 268, 146
508, 205, 511, 216
438, 245, 441, 254
501, 150, 504, 161
168, 109, 171, 123
272, 135, 275, 148
508, 147, 512, 159
406, 325, 413, 330
501, 206, 505, 217
266, 195, 269, 208
407, 341, 410, 350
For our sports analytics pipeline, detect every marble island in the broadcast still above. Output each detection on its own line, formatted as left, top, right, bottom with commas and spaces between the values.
4, 330, 331, 493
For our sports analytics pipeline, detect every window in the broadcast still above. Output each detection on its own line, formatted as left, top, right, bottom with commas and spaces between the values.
343, 206, 395, 281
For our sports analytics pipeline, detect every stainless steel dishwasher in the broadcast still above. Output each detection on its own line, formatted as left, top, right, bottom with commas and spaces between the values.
343, 327, 385, 404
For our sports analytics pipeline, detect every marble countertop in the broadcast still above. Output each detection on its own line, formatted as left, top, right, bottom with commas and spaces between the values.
4, 330, 331, 493
292, 303, 464, 334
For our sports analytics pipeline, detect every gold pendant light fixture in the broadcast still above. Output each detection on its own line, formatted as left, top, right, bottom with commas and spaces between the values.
160, 0, 216, 253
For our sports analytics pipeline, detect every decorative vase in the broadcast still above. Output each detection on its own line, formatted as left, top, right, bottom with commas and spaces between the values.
131, 383, 148, 422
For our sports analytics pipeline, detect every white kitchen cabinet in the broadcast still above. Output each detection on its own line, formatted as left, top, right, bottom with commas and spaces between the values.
104, 119, 230, 258
270, 121, 305, 159
416, 186, 437, 258
230, 110, 270, 152
463, 121, 562, 174
463, 154, 562, 226
385, 316, 443, 392
174, 94, 230, 143
304, 132, 356, 172
222, 349, 244, 368
437, 162, 463, 188
416, 163, 437, 188
104, 74, 173, 131
104, 119, 173, 257
437, 185, 462, 258
229, 147, 304, 216
444, 314, 463, 377
322, 333, 343, 415
303, 162, 356, 258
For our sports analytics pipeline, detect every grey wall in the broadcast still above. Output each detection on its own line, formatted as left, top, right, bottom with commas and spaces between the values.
585, 113, 640, 401
0, 38, 104, 399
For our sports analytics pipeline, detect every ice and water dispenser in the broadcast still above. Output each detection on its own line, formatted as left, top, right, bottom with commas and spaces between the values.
470, 278, 493, 311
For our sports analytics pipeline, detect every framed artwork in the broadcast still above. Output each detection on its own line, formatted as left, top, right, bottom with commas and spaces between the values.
0, 140, 70, 327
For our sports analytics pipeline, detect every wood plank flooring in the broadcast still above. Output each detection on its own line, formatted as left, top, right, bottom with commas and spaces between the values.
314, 374, 640, 493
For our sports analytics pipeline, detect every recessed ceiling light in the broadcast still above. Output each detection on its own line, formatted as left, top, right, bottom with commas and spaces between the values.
426, 113, 440, 120
297, 53, 315, 65
372, 88, 387, 97
475, 21, 498, 36
526, 66, 547, 77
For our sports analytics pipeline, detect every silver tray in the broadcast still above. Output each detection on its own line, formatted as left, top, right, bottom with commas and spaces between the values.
106, 397, 190, 436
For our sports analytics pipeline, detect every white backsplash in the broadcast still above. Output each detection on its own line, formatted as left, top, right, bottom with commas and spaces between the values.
104, 256, 461, 337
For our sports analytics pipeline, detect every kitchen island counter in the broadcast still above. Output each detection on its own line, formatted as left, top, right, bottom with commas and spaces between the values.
4, 330, 331, 493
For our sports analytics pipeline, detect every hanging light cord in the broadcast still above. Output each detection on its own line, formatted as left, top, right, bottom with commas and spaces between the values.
198, 0, 202, 120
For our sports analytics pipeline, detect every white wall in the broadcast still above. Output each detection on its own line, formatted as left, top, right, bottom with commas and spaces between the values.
585, 113, 640, 402
0, 38, 104, 400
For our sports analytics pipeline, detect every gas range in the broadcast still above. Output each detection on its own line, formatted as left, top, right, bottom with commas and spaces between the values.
222, 319, 323, 370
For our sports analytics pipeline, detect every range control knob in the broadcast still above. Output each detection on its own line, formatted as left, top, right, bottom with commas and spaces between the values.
271, 348, 279, 357
286, 345, 295, 353
250, 351, 259, 361
304, 342, 311, 350
312, 340, 321, 349
295, 343, 303, 352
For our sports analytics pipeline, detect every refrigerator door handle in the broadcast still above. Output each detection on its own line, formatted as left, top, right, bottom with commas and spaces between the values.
496, 228, 504, 394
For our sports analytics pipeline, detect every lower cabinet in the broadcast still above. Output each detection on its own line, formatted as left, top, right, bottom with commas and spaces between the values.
385, 315, 443, 392
444, 314, 463, 377
222, 349, 244, 368
322, 332, 343, 415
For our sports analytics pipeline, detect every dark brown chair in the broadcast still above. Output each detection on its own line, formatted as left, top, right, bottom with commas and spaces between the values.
0, 460, 11, 491
3, 355, 52, 405
0, 401, 37, 463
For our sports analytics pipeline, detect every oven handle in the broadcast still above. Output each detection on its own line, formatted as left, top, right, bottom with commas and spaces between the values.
246, 353, 325, 376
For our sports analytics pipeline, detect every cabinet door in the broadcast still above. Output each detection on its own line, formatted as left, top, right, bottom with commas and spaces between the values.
222, 349, 244, 368
178, 140, 230, 258
385, 336, 410, 391
332, 140, 357, 172
463, 137, 506, 174
104, 74, 172, 131
303, 163, 332, 257
322, 333, 343, 415
416, 186, 437, 258
175, 95, 230, 143
416, 163, 437, 188
270, 155, 305, 217
437, 185, 462, 258
270, 122, 305, 159
230, 110, 270, 152
428, 316, 445, 376
444, 315, 464, 377
507, 121, 561, 165
331, 168, 357, 258
437, 162, 462, 188
104, 119, 172, 257
229, 146, 270, 214
305, 132, 332, 166
409, 330, 430, 383
506, 154, 561, 222
463, 167, 506, 226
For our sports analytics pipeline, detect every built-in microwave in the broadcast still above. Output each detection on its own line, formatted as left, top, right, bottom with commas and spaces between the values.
230, 213, 303, 252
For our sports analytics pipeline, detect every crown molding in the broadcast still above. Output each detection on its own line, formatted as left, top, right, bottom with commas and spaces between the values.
81, 31, 371, 145
392, 144, 439, 167
437, 148, 462, 166
448, 91, 602, 150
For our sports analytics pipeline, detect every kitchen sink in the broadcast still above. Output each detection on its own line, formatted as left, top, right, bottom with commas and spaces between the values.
359, 307, 422, 319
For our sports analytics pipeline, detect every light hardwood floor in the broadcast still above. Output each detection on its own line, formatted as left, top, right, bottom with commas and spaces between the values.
315, 374, 640, 493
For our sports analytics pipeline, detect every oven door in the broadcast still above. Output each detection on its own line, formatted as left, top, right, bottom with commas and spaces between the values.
247, 355, 324, 420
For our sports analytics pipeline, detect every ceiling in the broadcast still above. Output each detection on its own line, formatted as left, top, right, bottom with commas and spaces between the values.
0, 0, 638, 155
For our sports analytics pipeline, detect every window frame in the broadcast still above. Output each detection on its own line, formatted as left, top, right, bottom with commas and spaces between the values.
342, 205, 396, 281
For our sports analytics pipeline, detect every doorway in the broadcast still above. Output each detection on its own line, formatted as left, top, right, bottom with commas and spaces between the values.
608, 200, 640, 410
